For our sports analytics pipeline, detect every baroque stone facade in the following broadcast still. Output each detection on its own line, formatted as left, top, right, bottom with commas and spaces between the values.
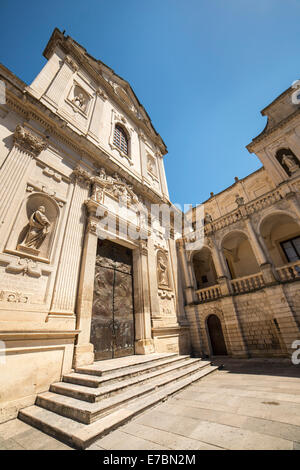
0, 28, 299, 423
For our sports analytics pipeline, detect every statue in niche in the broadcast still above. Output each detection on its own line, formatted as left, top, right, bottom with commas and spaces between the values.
235, 194, 245, 206
72, 88, 87, 112
204, 213, 213, 224
23, 206, 51, 250
157, 252, 169, 288
282, 153, 299, 174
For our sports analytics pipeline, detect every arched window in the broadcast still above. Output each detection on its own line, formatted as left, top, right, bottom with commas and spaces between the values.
113, 125, 128, 155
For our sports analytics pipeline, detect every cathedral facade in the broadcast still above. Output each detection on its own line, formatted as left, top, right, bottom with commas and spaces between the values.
0, 28, 300, 424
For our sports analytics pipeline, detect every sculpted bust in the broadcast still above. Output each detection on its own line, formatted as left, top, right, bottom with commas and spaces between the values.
23, 206, 51, 250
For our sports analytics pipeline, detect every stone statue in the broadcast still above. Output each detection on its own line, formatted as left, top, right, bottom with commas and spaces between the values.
282, 153, 299, 174
204, 213, 212, 224
23, 206, 51, 250
235, 195, 245, 206
157, 253, 169, 287
73, 92, 86, 111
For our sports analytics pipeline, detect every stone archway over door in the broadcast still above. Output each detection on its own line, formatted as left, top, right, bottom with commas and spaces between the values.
207, 314, 227, 355
90, 239, 135, 360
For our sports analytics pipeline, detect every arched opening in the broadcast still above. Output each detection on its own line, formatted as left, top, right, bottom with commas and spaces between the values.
207, 314, 227, 355
221, 231, 260, 279
192, 247, 218, 289
260, 212, 300, 266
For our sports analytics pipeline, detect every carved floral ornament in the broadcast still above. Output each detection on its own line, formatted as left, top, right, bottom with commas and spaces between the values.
13, 125, 48, 157
90, 167, 143, 208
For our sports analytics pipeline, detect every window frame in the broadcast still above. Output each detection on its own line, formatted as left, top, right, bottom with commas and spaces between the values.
280, 236, 300, 263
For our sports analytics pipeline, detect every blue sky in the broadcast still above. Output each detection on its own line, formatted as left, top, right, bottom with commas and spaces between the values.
1, 0, 300, 207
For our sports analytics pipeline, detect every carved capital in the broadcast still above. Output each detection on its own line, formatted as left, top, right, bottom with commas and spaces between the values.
72, 165, 91, 187
86, 218, 98, 235
139, 239, 148, 256
13, 125, 48, 157
65, 55, 79, 72
96, 88, 107, 100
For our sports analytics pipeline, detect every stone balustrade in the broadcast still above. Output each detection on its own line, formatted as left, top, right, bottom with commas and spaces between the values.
185, 179, 300, 243
196, 284, 222, 303
230, 272, 265, 294
276, 260, 300, 282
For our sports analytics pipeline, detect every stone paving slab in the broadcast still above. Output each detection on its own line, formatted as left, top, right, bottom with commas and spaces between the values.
1, 358, 300, 450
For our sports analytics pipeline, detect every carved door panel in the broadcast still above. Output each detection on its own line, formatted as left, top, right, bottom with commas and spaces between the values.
90, 240, 134, 360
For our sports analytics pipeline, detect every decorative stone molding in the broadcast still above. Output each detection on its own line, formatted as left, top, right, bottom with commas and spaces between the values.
65, 55, 79, 72
13, 125, 48, 157
158, 289, 174, 300
0, 290, 29, 303
139, 239, 148, 256
86, 219, 98, 235
25, 183, 65, 207
90, 167, 142, 207
42, 166, 62, 183
96, 88, 107, 100
72, 165, 91, 187
5, 257, 41, 278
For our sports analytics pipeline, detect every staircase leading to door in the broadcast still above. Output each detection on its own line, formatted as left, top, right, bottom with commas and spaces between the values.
19, 353, 218, 449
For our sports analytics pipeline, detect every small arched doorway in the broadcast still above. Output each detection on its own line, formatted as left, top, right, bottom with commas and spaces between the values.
207, 314, 227, 355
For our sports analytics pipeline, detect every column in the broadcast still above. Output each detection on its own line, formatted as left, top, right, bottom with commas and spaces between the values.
177, 239, 194, 304
0, 125, 47, 238
209, 236, 232, 296
244, 217, 276, 285
45, 55, 78, 108
73, 217, 98, 368
138, 132, 148, 180
50, 167, 90, 315
133, 240, 154, 354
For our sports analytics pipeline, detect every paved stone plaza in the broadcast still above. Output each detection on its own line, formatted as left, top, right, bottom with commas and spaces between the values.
1, 359, 300, 450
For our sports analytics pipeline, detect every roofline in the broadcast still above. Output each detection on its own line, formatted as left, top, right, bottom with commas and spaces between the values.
192, 166, 264, 209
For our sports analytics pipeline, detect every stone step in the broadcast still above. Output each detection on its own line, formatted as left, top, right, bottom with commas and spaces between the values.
59, 356, 203, 394
19, 365, 219, 449
75, 352, 178, 377
51, 359, 211, 403
37, 360, 210, 424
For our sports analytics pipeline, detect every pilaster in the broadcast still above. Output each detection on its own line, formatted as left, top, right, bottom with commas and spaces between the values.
133, 239, 154, 354
50, 166, 90, 316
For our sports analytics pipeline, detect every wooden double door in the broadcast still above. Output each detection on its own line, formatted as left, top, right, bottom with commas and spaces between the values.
90, 239, 135, 360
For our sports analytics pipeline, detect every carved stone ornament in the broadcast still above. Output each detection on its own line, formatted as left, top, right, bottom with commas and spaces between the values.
13, 125, 48, 157
91, 167, 142, 207
139, 239, 148, 256
158, 290, 174, 300
235, 194, 245, 206
72, 165, 91, 187
0, 290, 29, 303
6, 257, 41, 278
65, 55, 79, 72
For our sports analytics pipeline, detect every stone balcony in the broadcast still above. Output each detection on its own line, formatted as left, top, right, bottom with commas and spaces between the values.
195, 259, 300, 303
